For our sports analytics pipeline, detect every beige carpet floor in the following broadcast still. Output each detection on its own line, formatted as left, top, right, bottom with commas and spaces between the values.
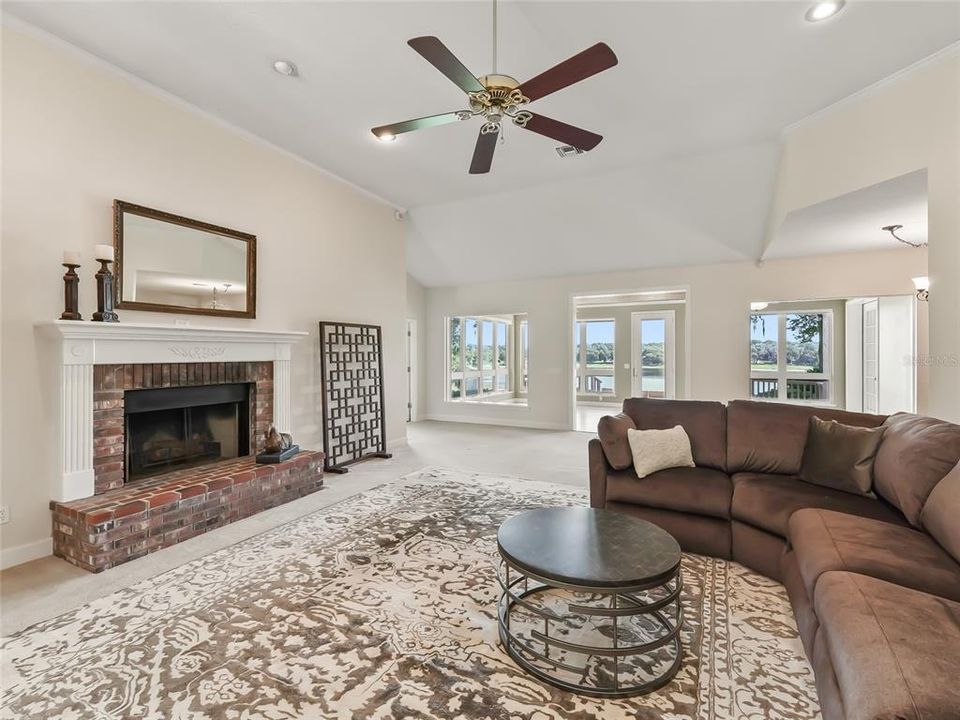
0, 468, 820, 720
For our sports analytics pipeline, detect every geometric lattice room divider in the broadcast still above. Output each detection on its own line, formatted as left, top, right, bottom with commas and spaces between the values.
318, 321, 392, 473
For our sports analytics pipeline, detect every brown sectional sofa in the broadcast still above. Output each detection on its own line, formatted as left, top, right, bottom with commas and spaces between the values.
589, 398, 960, 720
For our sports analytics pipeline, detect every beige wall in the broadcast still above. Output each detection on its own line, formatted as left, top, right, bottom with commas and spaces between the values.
768, 48, 959, 421
575, 303, 687, 404
424, 248, 927, 430
0, 27, 407, 564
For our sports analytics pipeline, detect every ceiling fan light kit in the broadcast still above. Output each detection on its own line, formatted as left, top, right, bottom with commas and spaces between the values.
371, 0, 617, 174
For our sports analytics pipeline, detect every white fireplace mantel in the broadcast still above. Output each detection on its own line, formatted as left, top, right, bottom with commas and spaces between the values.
38, 320, 307, 501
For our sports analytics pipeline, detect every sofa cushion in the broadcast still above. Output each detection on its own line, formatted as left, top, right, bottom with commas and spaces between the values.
799, 416, 884, 495
726, 400, 885, 475
921, 459, 960, 564
627, 425, 695, 478
874, 412, 960, 526
814, 572, 960, 720
789, 508, 960, 603
605, 466, 732, 520
731, 472, 905, 538
596, 413, 636, 470
622, 398, 726, 471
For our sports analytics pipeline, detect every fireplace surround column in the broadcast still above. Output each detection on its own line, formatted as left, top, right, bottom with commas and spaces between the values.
60, 356, 95, 501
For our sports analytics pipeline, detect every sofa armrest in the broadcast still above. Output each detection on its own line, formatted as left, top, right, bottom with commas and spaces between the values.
589, 438, 611, 508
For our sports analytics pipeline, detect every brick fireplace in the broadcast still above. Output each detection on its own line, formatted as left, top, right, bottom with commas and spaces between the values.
40, 321, 323, 572
92, 361, 274, 494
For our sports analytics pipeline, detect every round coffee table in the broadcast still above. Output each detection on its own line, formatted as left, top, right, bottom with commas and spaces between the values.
496, 507, 683, 697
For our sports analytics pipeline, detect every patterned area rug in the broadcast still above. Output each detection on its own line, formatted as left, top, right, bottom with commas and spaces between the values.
1, 469, 820, 720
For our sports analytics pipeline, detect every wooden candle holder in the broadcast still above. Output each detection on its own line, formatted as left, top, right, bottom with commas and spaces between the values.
60, 264, 82, 320
92, 259, 119, 322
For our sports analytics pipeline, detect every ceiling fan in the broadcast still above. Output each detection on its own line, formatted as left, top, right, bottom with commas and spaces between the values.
371, 1, 618, 174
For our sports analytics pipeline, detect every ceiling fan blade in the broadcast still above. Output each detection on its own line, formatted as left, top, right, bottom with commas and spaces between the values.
371, 112, 467, 139
469, 128, 498, 174
408, 36, 485, 94
518, 113, 603, 151
517, 43, 618, 102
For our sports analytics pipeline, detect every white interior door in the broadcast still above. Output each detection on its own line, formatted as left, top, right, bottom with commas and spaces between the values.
405, 319, 416, 422
863, 300, 879, 414
631, 311, 675, 399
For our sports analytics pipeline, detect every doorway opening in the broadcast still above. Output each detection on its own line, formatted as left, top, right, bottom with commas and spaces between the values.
571, 289, 688, 432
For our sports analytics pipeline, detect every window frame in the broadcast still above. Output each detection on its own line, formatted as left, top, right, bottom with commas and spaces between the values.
446, 315, 514, 403
749, 309, 834, 405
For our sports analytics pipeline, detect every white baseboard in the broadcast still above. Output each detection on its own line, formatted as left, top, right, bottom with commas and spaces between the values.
425, 414, 570, 431
1, 537, 53, 570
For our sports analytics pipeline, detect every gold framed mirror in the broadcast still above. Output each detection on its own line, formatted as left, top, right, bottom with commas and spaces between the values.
113, 200, 257, 319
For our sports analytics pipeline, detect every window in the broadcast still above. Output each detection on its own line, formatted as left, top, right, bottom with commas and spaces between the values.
447, 316, 513, 402
575, 320, 615, 395
750, 311, 831, 403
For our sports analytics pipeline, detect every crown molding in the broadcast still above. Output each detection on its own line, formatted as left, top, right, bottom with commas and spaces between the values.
783, 41, 960, 136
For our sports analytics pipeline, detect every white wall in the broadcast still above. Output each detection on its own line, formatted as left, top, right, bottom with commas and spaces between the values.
767, 47, 959, 421
0, 26, 407, 566
424, 249, 927, 430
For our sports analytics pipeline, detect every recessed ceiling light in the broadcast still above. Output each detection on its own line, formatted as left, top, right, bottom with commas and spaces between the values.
805, 1, 845, 22
273, 60, 298, 77
376, 133, 397, 143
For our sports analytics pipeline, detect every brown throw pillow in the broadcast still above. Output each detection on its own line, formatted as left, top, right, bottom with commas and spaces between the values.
800, 416, 885, 495
597, 413, 636, 470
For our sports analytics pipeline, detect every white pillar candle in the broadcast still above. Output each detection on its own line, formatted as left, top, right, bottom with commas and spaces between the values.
63, 250, 81, 265
94, 244, 114, 261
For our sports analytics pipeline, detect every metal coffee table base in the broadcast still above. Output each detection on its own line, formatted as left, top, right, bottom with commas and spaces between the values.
497, 558, 683, 698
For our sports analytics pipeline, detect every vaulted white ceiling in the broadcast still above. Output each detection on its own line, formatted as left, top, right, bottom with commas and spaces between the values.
5, 1, 958, 286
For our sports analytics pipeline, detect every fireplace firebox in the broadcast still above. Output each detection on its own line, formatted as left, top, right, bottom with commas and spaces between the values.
124, 383, 250, 482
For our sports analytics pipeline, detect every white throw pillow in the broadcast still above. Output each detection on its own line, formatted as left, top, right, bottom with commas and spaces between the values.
627, 425, 696, 479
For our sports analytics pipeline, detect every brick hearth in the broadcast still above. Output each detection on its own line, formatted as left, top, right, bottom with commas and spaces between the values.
51, 452, 324, 572
93, 361, 274, 495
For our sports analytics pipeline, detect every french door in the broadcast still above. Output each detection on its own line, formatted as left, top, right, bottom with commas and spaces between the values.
631, 311, 675, 399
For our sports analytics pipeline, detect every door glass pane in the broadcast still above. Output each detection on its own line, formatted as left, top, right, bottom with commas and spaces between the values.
640, 319, 665, 395
497, 374, 508, 392
449, 318, 461, 372
750, 314, 779, 371
785, 313, 824, 373
465, 319, 479, 370
450, 378, 462, 399
584, 320, 615, 394
481, 320, 494, 369
482, 374, 494, 393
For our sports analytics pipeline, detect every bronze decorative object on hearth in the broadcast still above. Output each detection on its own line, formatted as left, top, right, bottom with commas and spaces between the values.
318, 321, 392, 473
257, 425, 298, 464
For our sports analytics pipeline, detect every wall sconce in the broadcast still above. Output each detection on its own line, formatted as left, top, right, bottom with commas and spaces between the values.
912, 276, 929, 302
